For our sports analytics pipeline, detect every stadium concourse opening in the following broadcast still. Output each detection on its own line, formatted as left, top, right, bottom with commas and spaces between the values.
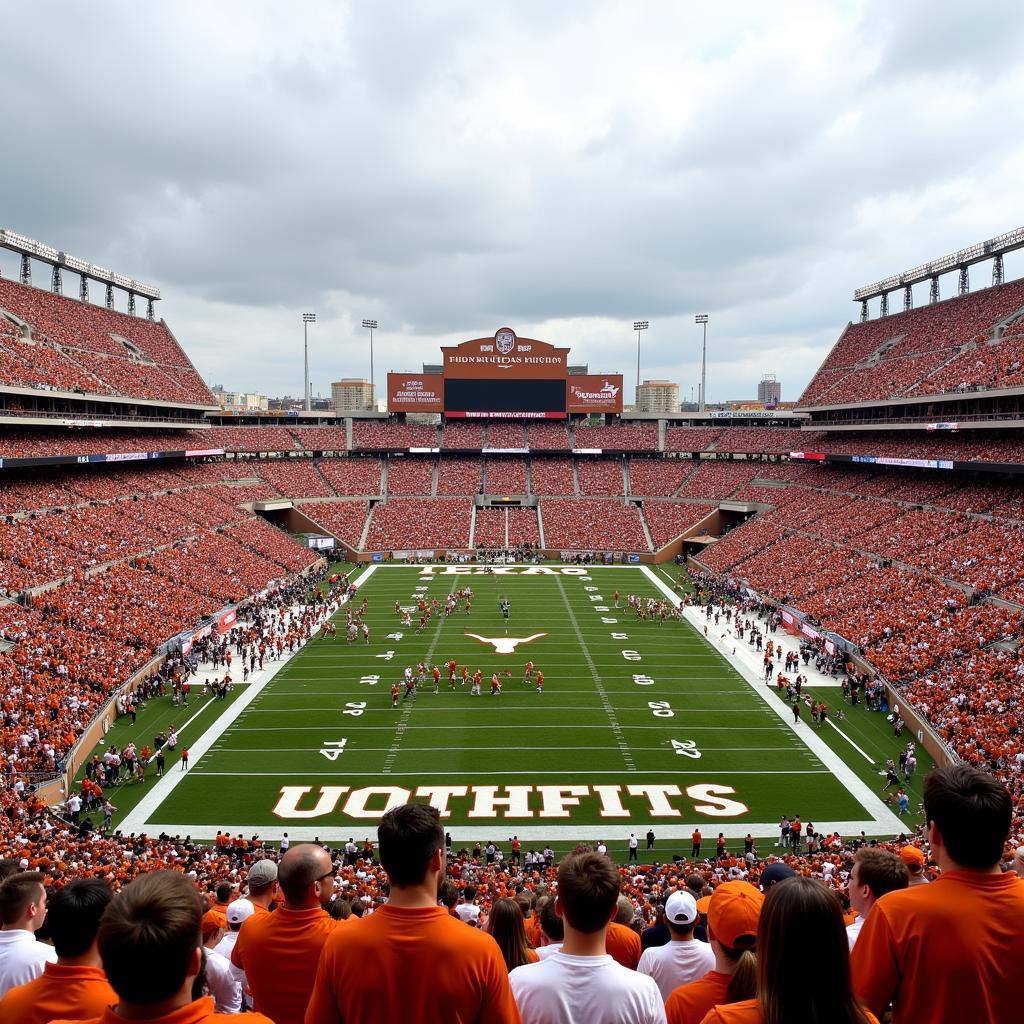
1, 229, 1024, 1024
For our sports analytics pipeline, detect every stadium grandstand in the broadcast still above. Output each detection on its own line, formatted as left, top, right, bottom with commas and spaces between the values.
1, 228, 1023, 1022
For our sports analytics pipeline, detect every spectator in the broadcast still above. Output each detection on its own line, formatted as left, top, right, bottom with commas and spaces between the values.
509, 851, 664, 1024
845, 849, 908, 949
243, 859, 279, 913
852, 764, 1024, 1023
0, 873, 56, 997
666, 881, 761, 1024
701, 876, 877, 1024
486, 898, 539, 972
56, 871, 272, 1024
455, 884, 481, 926
897, 846, 929, 886
535, 896, 565, 959
211, 899, 253, 963
305, 803, 519, 1024
757, 863, 794, 893
637, 890, 714, 1001
231, 844, 341, 1024
605, 895, 642, 970
0, 877, 114, 1024
641, 902, 670, 951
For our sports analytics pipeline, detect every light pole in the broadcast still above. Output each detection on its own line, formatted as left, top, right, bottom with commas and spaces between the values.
633, 321, 648, 403
302, 312, 316, 412
695, 314, 709, 412
362, 319, 378, 409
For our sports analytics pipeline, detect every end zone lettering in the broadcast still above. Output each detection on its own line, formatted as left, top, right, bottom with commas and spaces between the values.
418, 566, 590, 576
273, 783, 749, 820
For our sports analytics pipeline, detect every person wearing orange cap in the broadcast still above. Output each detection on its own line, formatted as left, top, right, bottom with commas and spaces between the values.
852, 764, 1024, 1024
699, 876, 878, 1023
665, 882, 762, 1024
897, 845, 929, 886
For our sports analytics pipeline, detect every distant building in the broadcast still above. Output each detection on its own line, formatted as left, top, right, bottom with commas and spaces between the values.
635, 379, 680, 413
757, 374, 781, 407
211, 386, 268, 412
331, 378, 374, 412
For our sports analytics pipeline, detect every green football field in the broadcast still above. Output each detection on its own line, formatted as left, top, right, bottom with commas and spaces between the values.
115, 564, 919, 846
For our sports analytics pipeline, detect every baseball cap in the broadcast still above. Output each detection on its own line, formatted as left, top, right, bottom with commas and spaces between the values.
664, 890, 698, 926
226, 898, 255, 925
759, 862, 796, 891
707, 881, 763, 949
247, 859, 278, 887
899, 846, 925, 867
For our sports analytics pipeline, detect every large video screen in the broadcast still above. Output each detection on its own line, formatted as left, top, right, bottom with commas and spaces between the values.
445, 377, 566, 414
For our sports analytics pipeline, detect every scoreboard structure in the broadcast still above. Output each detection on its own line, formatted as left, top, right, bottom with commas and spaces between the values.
386, 328, 623, 418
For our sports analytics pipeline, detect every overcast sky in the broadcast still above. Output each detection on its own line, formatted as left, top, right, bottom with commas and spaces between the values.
3, 1, 1024, 404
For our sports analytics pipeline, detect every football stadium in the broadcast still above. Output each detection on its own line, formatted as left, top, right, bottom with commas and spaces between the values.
1, 7, 1023, 1023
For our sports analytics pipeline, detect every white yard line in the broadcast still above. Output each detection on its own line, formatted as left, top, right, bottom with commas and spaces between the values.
826, 719, 876, 764
118, 565, 377, 836
639, 566, 904, 834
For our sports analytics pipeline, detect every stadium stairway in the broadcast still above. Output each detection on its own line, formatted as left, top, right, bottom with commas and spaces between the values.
312, 460, 336, 495
638, 502, 656, 552
380, 458, 389, 496
572, 458, 581, 495
536, 501, 547, 548
622, 459, 631, 496
525, 458, 534, 496
431, 460, 439, 496
672, 458, 701, 497
357, 503, 373, 551
469, 503, 477, 548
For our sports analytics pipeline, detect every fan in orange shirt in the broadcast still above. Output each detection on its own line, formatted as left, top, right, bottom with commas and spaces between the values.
0, 878, 116, 1024
305, 803, 520, 1024
605, 918, 641, 969
48, 871, 274, 1024
699, 877, 877, 1024
232, 844, 342, 1024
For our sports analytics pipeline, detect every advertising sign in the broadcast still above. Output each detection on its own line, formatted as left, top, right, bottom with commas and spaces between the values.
387, 373, 444, 412
442, 329, 569, 379
566, 374, 624, 414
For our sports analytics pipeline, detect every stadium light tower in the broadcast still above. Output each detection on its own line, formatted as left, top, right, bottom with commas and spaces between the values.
695, 314, 709, 411
362, 319, 378, 409
633, 321, 648, 399
302, 312, 316, 412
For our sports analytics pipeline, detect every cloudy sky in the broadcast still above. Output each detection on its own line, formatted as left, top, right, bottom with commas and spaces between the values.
3, 0, 1024, 404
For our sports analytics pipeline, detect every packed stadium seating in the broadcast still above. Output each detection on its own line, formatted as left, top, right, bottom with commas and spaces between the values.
440, 420, 485, 448
575, 423, 658, 450
484, 420, 527, 448
577, 458, 625, 496
525, 421, 571, 449
299, 500, 371, 549
474, 506, 541, 547
642, 501, 717, 549
352, 420, 437, 449
436, 457, 483, 495
484, 458, 528, 494
529, 457, 575, 495
541, 499, 650, 551
316, 457, 383, 495
676, 459, 762, 499
664, 426, 722, 452
627, 458, 694, 495
365, 498, 472, 549
0, 278, 214, 404
386, 456, 435, 495
209, 427, 299, 453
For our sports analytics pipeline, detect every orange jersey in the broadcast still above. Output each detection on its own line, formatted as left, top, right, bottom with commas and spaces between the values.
665, 970, 730, 1024
49, 998, 273, 1024
605, 920, 641, 970
0, 963, 117, 1024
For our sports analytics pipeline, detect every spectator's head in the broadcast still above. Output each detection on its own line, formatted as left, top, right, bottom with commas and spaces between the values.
705, 880, 762, 1004
326, 898, 351, 921
897, 845, 927, 881
45, 877, 112, 963
555, 852, 620, 935
213, 881, 231, 904
758, 877, 865, 1022
225, 898, 254, 931
0, 859, 22, 883
486, 898, 534, 972
759, 862, 796, 893
378, 804, 444, 890
924, 764, 1012, 870
0, 872, 48, 933
277, 844, 335, 907
538, 896, 564, 943
438, 880, 459, 912
464, 885, 477, 904
515, 891, 533, 919
245, 859, 278, 905
614, 894, 635, 926
850, 849, 909, 918
685, 873, 706, 901
664, 890, 699, 939
98, 871, 204, 1009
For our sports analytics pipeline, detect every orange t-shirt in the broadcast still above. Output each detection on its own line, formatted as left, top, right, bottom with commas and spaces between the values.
851, 869, 1024, 1024
304, 904, 521, 1024
49, 995, 274, 1024
524, 914, 543, 949
606, 920, 641, 970
231, 904, 341, 1024
666, 970, 731, 1024
0, 963, 117, 1024
202, 903, 229, 934
699, 998, 879, 1024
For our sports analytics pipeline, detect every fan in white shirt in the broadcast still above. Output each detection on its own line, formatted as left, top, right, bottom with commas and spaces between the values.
637, 891, 715, 1001
510, 852, 665, 1024
0, 873, 57, 998
846, 848, 909, 950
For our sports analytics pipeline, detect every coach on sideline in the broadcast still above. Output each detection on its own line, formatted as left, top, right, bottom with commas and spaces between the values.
305, 803, 521, 1024
851, 763, 1024, 1022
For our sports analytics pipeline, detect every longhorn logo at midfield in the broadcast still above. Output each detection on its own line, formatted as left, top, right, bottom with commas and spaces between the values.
464, 632, 547, 655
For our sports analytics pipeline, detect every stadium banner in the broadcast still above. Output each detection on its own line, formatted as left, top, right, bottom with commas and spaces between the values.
566, 374, 623, 413
572, 447, 603, 455
447, 410, 565, 419
926, 422, 960, 431
709, 410, 781, 419
387, 373, 444, 412
441, 329, 569, 379
216, 609, 237, 634
482, 447, 530, 454
851, 455, 954, 470
185, 448, 225, 457
788, 451, 826, 461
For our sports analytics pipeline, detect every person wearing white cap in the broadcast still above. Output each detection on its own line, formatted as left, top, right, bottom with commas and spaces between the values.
637, 890, 715, 1001
214, 898, 255, 961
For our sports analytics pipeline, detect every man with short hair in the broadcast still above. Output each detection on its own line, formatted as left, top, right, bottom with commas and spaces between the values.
232, 844, 341, 1024
244, 860, 278, 913
898, 845, 929, 886
48, 871, 273, 1024
455, 884, 481, 925
0, 873, 56, 997
846, 848, 908, 949
510, 852, 664, 1023
305, 804, 519, 1024
0, 877, 115, 1024
637, 891, 714, 1000
852, 764, 1024, 1023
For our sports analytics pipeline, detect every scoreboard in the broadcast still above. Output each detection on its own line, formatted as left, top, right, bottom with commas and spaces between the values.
444, 377, 566, 417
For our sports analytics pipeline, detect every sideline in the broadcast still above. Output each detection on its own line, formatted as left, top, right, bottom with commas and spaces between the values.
117, 565, 377, 835
639, 566, 904, 835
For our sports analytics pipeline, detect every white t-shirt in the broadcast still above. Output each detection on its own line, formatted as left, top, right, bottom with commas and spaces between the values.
637, 938, 715, 1001
510, 951, 666, 1024
535, 942, 563, 960
846, 916, 864, 950
204, 946, 244, 1013
455, 902, 481, 925
0, 930, 58, 998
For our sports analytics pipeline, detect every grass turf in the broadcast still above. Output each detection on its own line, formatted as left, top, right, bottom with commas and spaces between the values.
109, 564, 930, 845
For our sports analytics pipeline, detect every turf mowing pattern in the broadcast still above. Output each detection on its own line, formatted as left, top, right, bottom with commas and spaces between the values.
124, 565, 906, 841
